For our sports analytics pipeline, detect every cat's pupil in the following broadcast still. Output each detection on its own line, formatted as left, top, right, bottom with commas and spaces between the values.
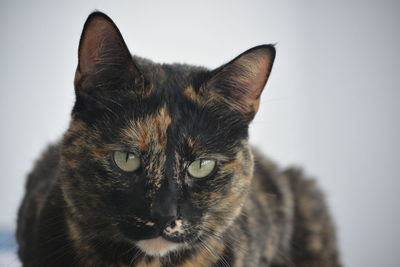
113, 151, 141, 172
126, 152, 134, 162
187, 159, 216, 178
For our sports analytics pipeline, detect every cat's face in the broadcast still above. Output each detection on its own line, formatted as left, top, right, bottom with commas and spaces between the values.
60, 12, 275, 257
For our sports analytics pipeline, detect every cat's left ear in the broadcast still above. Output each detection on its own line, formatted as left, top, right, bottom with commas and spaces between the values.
205, 45, 275, 121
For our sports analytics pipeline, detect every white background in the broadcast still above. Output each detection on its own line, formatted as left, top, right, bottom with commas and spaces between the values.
1, 1, 399, 266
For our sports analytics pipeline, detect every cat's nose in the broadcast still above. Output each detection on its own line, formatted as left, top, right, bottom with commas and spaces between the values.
155, 216, 177, 232
151, 178, 178, 231
151, 194, 177, 232
151, 200, 178, 232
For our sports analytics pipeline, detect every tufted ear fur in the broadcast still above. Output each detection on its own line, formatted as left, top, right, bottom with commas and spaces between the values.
74, 12, 142, 96
205, 45, 275, 121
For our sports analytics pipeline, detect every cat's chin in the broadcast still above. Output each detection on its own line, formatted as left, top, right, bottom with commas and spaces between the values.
136, 237, 181, 257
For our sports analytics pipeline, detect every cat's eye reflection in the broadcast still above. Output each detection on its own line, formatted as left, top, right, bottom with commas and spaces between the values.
187, 159, 216, 178
113, 151, 141, 172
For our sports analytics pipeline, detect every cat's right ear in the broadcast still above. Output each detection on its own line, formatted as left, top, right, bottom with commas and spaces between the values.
74, 12, 142, 95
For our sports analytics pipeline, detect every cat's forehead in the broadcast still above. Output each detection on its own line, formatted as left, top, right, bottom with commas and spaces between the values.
133, 56, 207, 96
121, 104, 172, 152
119, 60, 207, 148
116, 100, 245, 163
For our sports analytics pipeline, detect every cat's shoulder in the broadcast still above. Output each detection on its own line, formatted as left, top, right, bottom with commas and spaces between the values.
252, 147, 322, 192
25, 142, 61, 191
19, 141, 61, 224
17, 142, 62, 261
252, 147, 327, 205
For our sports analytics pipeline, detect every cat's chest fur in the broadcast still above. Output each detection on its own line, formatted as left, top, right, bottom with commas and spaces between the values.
17, 12, 341, 267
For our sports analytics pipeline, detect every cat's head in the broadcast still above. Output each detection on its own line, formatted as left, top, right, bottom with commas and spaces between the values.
60, 12, 275, 258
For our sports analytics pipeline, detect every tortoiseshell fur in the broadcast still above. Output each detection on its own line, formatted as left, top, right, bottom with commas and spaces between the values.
17, 12, 341, 267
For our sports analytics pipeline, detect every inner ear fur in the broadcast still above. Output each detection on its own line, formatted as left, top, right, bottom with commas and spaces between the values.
74, 12, 142, 94
205, 45, 276, 120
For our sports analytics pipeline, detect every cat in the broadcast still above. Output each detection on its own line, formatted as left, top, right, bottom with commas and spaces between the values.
17, 12, 341, 267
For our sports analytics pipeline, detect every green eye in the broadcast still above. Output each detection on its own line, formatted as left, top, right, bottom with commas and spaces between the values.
113, 151, 141, 172
187, 159, 216, 178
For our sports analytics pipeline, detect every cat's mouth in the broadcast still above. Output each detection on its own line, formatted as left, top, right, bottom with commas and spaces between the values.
136, 237, 182, 256
120, 217, 206, 257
